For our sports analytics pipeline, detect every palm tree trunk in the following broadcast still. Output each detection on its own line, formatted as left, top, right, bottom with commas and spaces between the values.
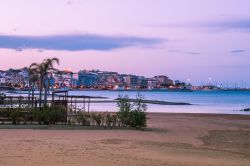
44, 75, 48, 106
39, 77, 43, 107
28, 81, 31, 107
32, 83, 35, 107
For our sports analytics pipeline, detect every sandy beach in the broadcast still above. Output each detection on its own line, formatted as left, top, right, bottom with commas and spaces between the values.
0, 113, 250, 166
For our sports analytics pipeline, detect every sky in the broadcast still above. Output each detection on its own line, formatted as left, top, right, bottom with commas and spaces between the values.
0, 0, 250, 86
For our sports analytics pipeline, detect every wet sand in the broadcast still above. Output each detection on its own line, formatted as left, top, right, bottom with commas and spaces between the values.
0, 113, 250, 166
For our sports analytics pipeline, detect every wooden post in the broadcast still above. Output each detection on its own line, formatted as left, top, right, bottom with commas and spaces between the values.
83, 97, 85, 113
75, 97, 77, 112
52, 92, 54, 102
18, 97, 21, 108
71, 97, 72, 108
88, 97, 90, 114
10, 97, 12, 108
35, 97, 37, 108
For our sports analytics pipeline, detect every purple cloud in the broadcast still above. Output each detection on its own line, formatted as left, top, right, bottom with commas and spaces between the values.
231, 49, 247, 54
0, 34, 163, 51
148, 18, 250, 32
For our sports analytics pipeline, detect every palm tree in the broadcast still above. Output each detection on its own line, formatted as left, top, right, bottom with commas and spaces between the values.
28, 67, 39, 107
29, 57, 59, 107
42, 58, 59, 106
29, 62, 45, 107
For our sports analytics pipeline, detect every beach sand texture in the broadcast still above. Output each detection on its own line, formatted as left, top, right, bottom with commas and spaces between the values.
0, 113, 250, 166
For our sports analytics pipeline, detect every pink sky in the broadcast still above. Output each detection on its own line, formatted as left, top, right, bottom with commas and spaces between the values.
0, 0, 250, 86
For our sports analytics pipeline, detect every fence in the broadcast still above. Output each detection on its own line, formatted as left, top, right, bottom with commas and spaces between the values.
0, 91, 107, 124
0, 96, 38, 108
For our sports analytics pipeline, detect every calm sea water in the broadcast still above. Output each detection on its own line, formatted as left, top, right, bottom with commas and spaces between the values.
68, 90, 250, 115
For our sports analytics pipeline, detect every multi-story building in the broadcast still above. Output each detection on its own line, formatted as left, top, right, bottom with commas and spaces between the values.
53, 70, 74, 88
147, 79, 157, 89
154, 75, 174, 88
138, 77, 148, 89
3, 68, 29, 87
0, 76, 6, 85
123, 75, 139, 89
78, 70, 99, 87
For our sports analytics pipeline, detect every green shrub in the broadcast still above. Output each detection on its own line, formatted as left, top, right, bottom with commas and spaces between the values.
131, 94, 147, 129
104, 113, 119, 128
0, 105, 66, 125
42, 105, 66, 125
117, 94, 133, 127
117, 94, 147, 129
0, 108, 11, 119
76, 112, 91, 126
111, 114, 118, 127
32, 109, 44, 125
91, 113, 103, 127
130, 110, 147, 129
105, 113, 112, 127
10, 109, 22, 125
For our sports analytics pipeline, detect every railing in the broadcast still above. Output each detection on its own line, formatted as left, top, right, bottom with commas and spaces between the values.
0, 96, 38, 108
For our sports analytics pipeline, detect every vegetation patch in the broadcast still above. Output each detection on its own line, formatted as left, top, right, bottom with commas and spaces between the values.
0, 94, 148, 130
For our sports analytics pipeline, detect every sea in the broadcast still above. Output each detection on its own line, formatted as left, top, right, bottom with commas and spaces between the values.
67, 90, 250, 115
4, 90, 250, 115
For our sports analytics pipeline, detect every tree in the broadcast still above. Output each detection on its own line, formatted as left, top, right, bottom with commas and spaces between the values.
29, 58, 59, 107
28, 67, 39, 107
42, 58, 59, 106
117, 94, 133, 127
117, 94, 147, 129
29, 63, 44, 107
130, 94, 147, 129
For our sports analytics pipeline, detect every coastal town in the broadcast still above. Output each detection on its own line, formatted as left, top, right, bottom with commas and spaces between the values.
0, 67, 190, 91
0, 67, 249, 91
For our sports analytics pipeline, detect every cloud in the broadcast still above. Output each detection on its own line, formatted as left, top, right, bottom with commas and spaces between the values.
185, 52, 200, 55
37, 49, 44, 53
168, 50, 200, 55
231, 49, 247, 54
66, 0, 75, 5
199, 19, 250, 32
0, 34, 163, 51
219, 64, 250, 69
149, 18, 250, 32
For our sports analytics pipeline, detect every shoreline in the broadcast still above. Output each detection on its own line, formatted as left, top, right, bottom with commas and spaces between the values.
4, 88, 250, 92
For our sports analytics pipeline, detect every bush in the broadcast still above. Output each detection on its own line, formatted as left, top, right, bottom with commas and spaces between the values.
42, 104, 66, 125
91, 113, 103, 127
131, 94, 147, 128
105, 113, 119, 128
10, 109, 22, 125
0, 104, 65, 125
32, 109, 44, 125
117, 94, 133, 127
76, 112, 91, 126
130, 111, 147, 129
117, 94, 147, 129
0, 108, 11, 118
105, 113, 112, 127
111, 114, 118, 127
0, 96, 147, 129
